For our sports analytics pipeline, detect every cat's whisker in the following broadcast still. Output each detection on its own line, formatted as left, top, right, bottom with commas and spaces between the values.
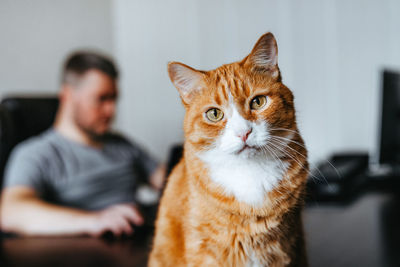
270, 135, 307, 150
269, 132, 341, 180
269, 138, 307, 160
263, 146, 287, 175
264, 143, 308, 179
254, 146, 286, 199
267, 140, 313, 178
266, 141, 332, 189
265, 141, 312, 178
260, 146, 296, 203
270, 136, 341, 182
268, 128, 300, 136
268, 145, 310, 179
259, 147, 286, 183
269, 127, 299, 133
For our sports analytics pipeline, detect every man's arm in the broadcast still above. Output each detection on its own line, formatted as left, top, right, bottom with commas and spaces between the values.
0, 186, 143, 237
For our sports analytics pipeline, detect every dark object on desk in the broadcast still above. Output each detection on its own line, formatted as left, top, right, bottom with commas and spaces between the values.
0, 96, 59, 187
306, 153, 369, 201
100, 204, 158, 242
100, 224, 152, 243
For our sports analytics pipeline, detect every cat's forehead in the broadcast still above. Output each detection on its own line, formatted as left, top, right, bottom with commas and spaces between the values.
208, 64, 245, 88
204, 64, 272, 105
205, 65, 244, 100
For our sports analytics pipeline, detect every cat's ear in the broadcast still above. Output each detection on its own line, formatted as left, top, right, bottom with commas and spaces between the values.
168, 62, 206, 105
245, 32, 280, 79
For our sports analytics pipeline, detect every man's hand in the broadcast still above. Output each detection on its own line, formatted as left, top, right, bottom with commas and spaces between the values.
1, 187, 144, 237
88, 203, 144, 237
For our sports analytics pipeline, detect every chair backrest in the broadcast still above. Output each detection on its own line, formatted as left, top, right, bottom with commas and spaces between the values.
166, 144, 183, 177
0, 96, 59, 188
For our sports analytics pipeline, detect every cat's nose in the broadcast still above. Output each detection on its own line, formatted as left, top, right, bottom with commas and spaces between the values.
238, 129, 252, 142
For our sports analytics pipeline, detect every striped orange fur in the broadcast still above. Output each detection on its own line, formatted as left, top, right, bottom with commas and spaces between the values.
149, 32, 309, 267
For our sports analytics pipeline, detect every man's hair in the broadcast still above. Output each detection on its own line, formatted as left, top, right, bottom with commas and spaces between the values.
62, 51, 119, 85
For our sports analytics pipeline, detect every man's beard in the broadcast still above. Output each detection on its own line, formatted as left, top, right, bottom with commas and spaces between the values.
74, 114, 110, 143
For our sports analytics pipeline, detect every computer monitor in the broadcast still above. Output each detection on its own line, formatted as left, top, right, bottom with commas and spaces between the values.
378, 70, 400, 165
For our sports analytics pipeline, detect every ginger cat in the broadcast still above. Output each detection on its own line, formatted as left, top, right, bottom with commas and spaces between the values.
149, 32, 309, 267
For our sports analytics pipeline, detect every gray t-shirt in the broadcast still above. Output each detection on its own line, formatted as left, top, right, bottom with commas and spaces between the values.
3, 128, 158, 210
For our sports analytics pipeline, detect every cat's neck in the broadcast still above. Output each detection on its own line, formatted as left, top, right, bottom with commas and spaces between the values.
183, 145, 300, 218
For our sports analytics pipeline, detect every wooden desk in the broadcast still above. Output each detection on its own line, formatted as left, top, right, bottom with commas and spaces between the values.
1, 233, 151, 267
304, 192, 400, 267
1, 192, 399, 267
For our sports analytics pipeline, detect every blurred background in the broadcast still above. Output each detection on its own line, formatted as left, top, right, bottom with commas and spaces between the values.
1, 1, 400, 267
2, 0, 399, 164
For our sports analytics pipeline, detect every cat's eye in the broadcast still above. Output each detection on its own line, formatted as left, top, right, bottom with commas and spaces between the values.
205, 108, 224, 122
250, 95, 267, 110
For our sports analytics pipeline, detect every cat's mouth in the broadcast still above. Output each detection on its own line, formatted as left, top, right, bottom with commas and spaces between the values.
237, 144, 258, 154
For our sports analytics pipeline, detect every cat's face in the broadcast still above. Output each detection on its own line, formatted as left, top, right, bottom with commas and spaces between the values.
169, 33, 296, 161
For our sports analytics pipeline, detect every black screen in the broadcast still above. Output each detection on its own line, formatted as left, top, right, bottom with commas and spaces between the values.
379, 70, 400, 164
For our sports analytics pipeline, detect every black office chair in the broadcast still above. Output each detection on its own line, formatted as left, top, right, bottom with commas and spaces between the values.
0, 96, 59, 188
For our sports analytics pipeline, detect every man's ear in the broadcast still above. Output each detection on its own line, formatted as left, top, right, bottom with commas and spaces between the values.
167, 62, 206, 105
244, 32, 280, 79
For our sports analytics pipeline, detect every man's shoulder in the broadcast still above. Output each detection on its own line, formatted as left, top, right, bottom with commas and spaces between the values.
11, 128, 58, 159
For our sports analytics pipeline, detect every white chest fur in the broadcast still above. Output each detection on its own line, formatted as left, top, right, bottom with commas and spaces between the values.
199, 151, 288, 206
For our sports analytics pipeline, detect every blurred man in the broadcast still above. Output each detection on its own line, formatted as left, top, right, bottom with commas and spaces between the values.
0, 52, 165, 237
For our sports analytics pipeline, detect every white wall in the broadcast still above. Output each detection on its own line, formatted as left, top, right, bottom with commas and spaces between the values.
0, 0, 114, 97
113, 0, 400, 163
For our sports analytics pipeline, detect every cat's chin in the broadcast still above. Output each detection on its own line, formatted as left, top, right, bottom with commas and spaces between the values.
234, 144, 263, 159
236, 145, 256, 154
232, 142, 283, 161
